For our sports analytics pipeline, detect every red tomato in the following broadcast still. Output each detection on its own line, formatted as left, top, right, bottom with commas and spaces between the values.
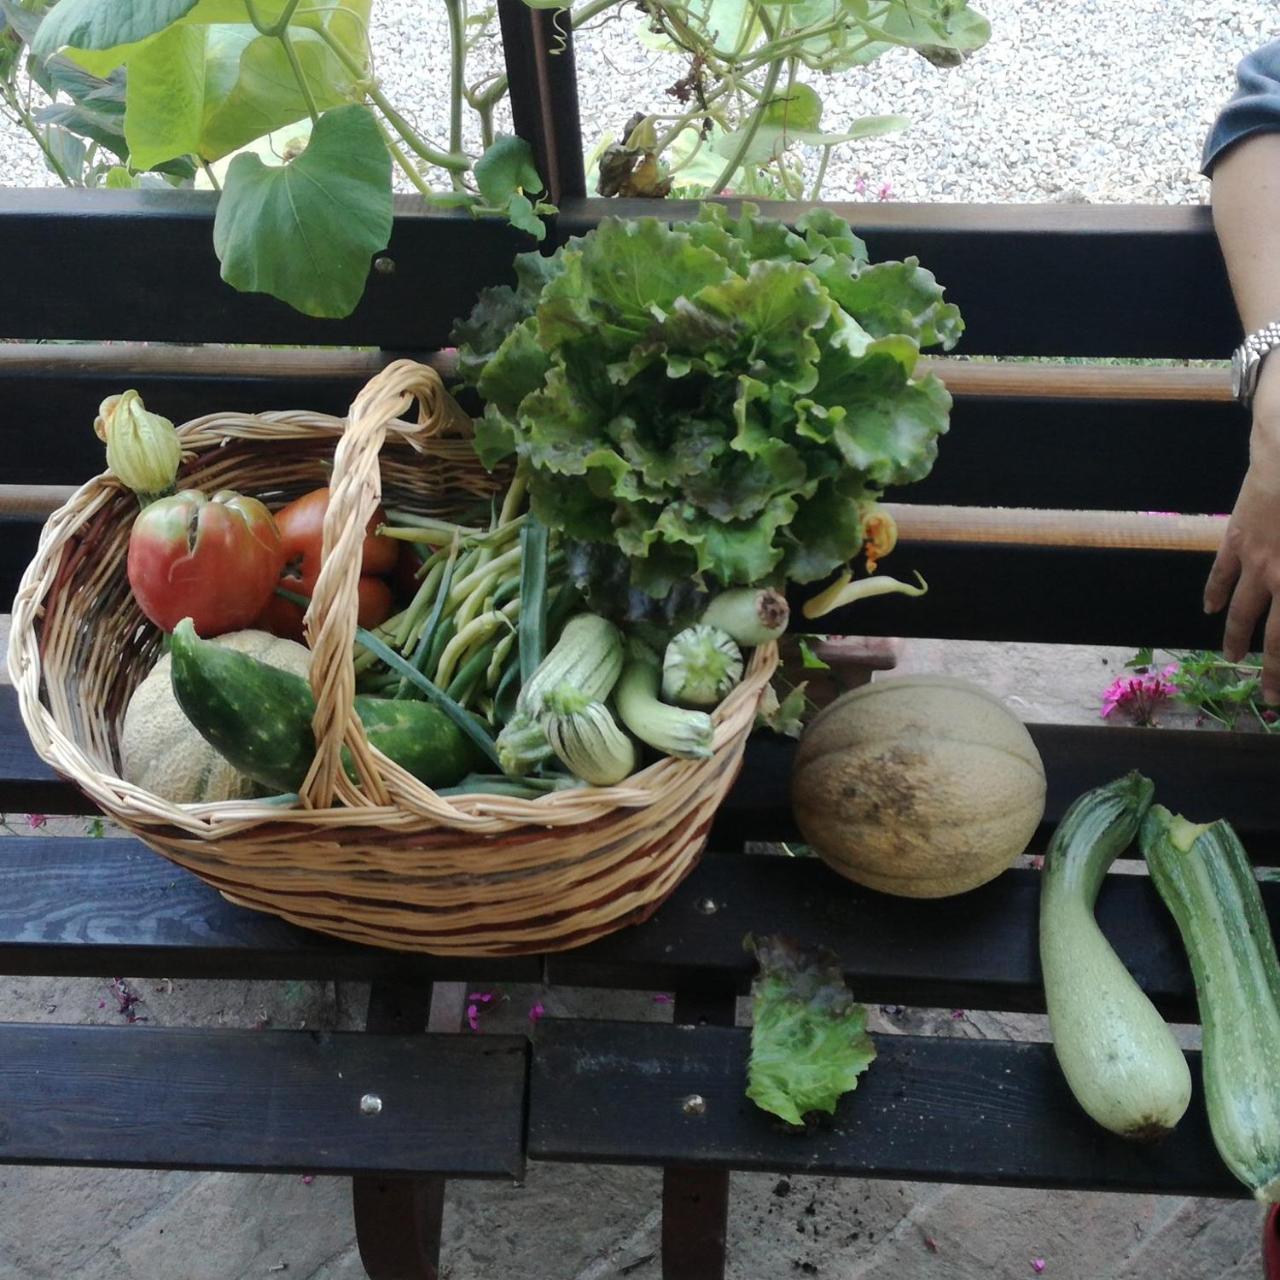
127, 489, 284, 635
274, 487, 398, 585
256, 575, 395, 642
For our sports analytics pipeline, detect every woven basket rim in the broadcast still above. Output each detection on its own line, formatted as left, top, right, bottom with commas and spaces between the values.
9, 375, 778, 843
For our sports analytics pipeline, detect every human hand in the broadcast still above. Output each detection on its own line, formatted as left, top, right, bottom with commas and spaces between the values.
1204, 360, 1280, 704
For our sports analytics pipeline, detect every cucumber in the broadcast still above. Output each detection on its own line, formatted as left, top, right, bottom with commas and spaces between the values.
169, 618, 483, 795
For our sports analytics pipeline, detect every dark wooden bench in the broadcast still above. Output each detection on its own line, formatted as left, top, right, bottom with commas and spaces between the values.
3, 16, 1277, 1278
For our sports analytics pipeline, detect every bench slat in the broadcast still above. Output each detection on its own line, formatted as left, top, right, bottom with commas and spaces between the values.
556, 198, 1237, 359
0, 1022, 526, 1177
547, 858, 1218, 1019
0, 835, 541, 982
2, 829, 1273, 1024
3, 192, 1235, 358
5, 375, 1247, 515
1, 190, 525, 348
528, 1020, 1239, 1196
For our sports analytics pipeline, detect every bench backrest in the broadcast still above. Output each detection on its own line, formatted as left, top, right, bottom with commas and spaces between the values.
0, 17, 1243, 654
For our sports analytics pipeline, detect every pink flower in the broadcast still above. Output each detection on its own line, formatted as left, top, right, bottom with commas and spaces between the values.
877, 181, 895, 201
652, 993, 674, 1005
466, 1003, 480, 1032
528, 1001, 545, 1024
25, 813, 47, 829
950, 1009, 965, 1020
301, 1174, 314, 1186
1100, 665, 1177, 727
853, 175, 867, 195
468, 991, 495, 1004
1031, 1260, 1046, 1274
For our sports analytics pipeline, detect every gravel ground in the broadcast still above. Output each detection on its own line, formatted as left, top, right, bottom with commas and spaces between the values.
1, 0, 1275, 202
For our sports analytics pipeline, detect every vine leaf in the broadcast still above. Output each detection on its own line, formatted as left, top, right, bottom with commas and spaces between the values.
474, 134, 548, 241
212, 103, 392, 319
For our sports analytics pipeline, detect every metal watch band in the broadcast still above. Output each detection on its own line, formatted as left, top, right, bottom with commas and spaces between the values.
1243, 320, 1280, 357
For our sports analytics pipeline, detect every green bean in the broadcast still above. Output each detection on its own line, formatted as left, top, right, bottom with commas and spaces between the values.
446, 638, 499, 703
398, 536, 462, 697
424, 616, 457, 680
486, 631, 516, 688
435, 602, 518, 688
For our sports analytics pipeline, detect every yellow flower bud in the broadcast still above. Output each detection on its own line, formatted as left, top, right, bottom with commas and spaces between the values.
95, 390, 181, 498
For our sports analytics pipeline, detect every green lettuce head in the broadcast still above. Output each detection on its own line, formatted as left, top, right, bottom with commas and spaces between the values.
452, 204, 961, 608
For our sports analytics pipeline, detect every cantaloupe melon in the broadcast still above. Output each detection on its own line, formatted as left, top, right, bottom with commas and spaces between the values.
791, 674, 1047, 898
119, 629, 311, 803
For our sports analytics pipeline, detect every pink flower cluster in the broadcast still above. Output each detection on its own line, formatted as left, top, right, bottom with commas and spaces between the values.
1100, 665, 1178, 727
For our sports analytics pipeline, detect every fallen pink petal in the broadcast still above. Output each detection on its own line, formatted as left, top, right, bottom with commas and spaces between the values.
528, 1001, 545, 1023
950, 1009, 965, 1020
652, 993, 674, 1004
25, 813, 47, 829
301, 1174, 314, 1186
466, 1003, 480, 1032
1031, 1259, 1046, 1274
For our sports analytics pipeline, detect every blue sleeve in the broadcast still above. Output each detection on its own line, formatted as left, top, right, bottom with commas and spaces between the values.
1202, 39, 1280, 175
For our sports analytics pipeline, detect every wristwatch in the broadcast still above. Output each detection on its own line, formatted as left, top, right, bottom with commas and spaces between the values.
1232, 320, 1280, 409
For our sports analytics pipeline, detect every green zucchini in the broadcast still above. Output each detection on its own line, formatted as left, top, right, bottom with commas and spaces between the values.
517, 613, 623, 716
169, 619, 483, 795
540, 685, 636, 786
614, 641, 713, 760
1040, 773, 1190, 1141
1142, 805, 1280, 1200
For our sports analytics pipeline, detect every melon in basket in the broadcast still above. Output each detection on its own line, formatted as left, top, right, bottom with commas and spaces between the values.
790, 675, 1047, 897
119, 629, 311, 804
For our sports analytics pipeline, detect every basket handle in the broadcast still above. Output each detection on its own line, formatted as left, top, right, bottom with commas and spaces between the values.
299, 358, 471, 809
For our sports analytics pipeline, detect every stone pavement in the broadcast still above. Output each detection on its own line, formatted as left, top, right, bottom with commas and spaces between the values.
0, 635, 1262, 1279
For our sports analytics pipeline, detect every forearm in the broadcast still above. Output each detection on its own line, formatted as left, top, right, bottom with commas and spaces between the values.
1211, 133, 1280, 335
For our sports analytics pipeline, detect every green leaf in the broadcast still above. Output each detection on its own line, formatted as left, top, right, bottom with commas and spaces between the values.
34, 0, 204, 60
798, 638, 830, 670
474, 134, 544, 205
123, 22, 204, 169
784, 475, 870, 582
198, 27, 356, 159
746, 933, 876, 1127
761, 82, 823, 132
819, 257, 964, 351
43, 124, 87, 179
817, 354, 952, 488
103, 163, 138, 187
715, 112, 909, 166
212, 103, 392, 318
476, 317, 551, 417
452, 250, 564, 389
504, 190, 546, 241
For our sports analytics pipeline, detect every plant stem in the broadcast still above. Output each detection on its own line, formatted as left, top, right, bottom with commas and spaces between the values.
708, 54, 782, 194
443, 0, 467, 191
808, 144, 831, 200
278, 28, 320, 123
379, 120, 433, 195
311, 24, 470, 172
199, 158, 222, 190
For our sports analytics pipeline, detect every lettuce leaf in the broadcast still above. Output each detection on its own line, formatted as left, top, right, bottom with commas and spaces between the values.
449, 202, 962, 610
746, 933, 876, 1127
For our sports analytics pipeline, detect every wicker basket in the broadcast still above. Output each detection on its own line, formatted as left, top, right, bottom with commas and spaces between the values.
9, 360, 778, 956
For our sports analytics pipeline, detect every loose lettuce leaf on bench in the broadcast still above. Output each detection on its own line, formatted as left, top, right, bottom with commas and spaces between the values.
746, 933, 876, 1127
